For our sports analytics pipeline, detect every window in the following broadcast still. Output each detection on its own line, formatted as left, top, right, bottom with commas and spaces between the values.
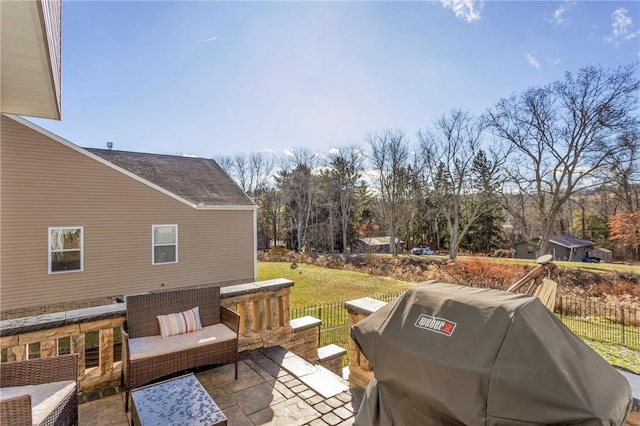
153, 225, 178, 264
49, 227, 83, 273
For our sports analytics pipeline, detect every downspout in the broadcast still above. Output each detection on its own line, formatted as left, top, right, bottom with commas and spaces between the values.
253, 208, 258, 281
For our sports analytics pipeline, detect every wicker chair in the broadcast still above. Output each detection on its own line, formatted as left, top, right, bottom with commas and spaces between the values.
121, 286, 240, 410
0, 354, 79, 426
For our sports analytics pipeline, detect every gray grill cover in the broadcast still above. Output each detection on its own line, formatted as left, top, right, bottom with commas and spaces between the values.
352, 282, 632, 425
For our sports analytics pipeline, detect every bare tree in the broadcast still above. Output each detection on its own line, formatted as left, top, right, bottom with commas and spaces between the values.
214, 152, 274, 198
217, 152, 276, 251
366, 129, 411, 255
215, 155, 234, 176
313, 171, 339, 253
488, 64, 639, 255
260, 185, 284, 248
229, 152, 275, 200
327, 146, 365, 253
277, 148, 318, 251
418, 110, 505, 260
607, 129, 640, 213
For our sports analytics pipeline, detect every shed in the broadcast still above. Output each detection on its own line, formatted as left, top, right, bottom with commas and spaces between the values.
514, 235, 594, 262
352, 237, 402, 254
590, 247, 613, 263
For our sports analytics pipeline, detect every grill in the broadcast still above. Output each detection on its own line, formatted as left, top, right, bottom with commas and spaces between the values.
351, 282, 632, 425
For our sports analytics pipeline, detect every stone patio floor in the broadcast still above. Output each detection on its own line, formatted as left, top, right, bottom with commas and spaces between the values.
75, 346, 640, 425
78, 346, 363, 426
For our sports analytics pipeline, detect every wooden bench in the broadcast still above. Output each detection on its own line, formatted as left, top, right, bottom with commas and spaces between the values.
121, 286, 240, 409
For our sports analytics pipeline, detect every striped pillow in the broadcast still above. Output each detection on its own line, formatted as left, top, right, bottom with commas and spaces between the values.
157, 306, 202, 338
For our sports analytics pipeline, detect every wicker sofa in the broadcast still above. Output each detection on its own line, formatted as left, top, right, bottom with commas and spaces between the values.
121, 286, 240, 408
0, 354, 79, 426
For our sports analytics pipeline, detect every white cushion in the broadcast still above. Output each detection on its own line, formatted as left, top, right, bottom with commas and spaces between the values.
1, 380, 75, 425
129, 323, 237, 361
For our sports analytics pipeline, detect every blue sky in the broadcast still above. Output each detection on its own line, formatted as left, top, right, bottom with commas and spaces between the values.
30, 1, 640, 158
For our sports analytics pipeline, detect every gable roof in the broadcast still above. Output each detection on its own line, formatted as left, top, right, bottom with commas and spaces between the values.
87, 149, 254, 208
357, 236, 401, 246
549, 234, 594, 249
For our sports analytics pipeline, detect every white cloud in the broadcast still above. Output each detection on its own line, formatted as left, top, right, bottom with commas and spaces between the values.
200, 36, 219, 43
440, 0, 482, 23
283, 149, 295, 157
611, 8, 632, 37
526, 53, 540, 69
605, 8, 640, 43
550, 4, 569, 24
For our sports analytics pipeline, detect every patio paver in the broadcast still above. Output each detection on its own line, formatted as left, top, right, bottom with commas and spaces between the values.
76, 347, 639, 425
248, 395, 320, 425
78, 394, 128, 426
77, 346, 363, 426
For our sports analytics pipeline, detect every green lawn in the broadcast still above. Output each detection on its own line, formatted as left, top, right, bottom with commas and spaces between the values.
257, 262, 413, 309
583, 340, 640, 373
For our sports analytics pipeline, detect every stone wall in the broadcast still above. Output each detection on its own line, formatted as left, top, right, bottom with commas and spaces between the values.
0, 279, 296, 392
344, 297, 387, 390
285, 316, 321, 362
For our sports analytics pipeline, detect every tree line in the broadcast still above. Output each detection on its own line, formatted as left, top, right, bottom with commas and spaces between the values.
216, 64, 640, 261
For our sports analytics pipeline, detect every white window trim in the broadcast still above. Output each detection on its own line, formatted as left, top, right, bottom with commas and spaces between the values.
48, 226, 84, 274
152, 224, 178, 265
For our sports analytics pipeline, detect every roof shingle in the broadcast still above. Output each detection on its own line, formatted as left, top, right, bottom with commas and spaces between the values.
87, 149, 254, 207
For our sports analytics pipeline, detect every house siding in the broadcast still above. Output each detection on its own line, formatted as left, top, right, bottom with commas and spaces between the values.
514, 242, 537, 260
39, 0, 62, 117
1, 115, 255, 313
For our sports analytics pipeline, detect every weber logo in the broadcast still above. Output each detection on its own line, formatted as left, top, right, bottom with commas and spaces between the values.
415, 314, 456, 337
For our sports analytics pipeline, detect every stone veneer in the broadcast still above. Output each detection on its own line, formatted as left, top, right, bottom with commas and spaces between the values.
344, 297, 387, 390
287, 316, 322, 362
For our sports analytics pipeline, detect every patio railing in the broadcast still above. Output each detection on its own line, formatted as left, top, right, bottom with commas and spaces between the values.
0, 279, 294, 392
291, 291, 404, 355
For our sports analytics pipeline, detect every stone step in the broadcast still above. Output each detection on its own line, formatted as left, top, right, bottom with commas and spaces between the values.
289, 315, 322, 332
260, 345, 349, 399
317, 344, 346, 363
317, 344, 347, 377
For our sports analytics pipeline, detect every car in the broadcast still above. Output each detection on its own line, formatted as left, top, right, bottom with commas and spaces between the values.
411, 247, 435, 256
582, 256, 602, 263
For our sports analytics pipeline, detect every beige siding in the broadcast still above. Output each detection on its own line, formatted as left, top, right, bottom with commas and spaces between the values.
1, 116, 255, 312
39, 0, 62, 115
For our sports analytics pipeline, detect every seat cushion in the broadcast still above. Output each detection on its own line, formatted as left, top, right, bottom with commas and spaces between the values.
1, 380, 75, 425
129, 323, 237, 361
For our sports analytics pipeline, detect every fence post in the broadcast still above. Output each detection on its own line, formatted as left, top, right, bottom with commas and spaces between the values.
621, 305, 625, 346
318, 306, 322, 347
